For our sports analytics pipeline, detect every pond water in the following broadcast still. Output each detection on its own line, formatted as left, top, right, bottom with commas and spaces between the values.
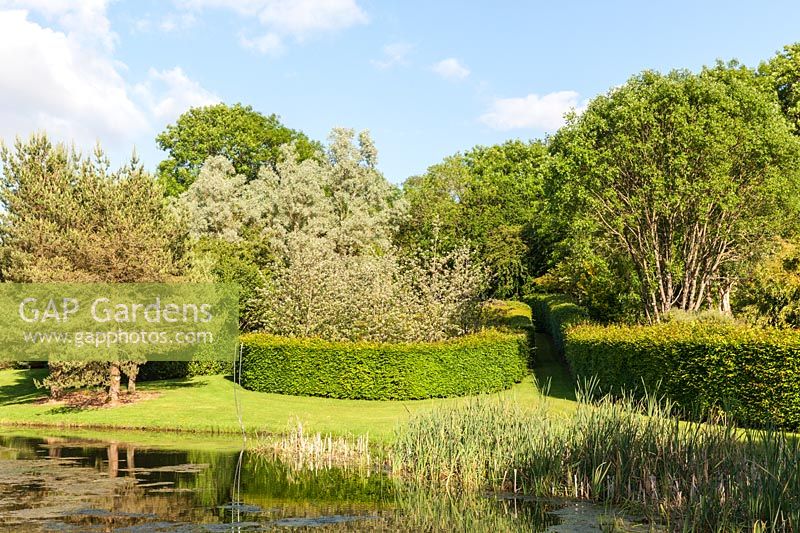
0, 433, 650, 532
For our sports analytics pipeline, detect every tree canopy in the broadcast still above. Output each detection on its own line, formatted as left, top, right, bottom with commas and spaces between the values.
548, 64, 800, 322
761, 42, 800, 134
156, 103, 321, 195
399, 140, 552, 298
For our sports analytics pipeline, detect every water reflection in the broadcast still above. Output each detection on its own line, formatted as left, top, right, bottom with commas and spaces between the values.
0, 434, 629, 532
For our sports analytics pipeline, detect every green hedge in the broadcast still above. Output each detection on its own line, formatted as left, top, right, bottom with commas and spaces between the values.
526, 293, 589, 360
239, 330, 528, 400
138, 359, 232, 381
567, 322, 800, 429
528, 294, 800, 429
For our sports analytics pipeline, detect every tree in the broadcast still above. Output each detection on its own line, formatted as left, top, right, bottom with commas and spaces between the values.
247, 233, 487, 343
310, 128, 403, 255
0, 135, 183, 403
548, 64, 800, 322
177, 155, 265, 242
761, 42, 800, 134
156, 103, 321, 195
176, 128, 404, 331
399, 140, 553, 298
179, 128, 404, 258
733, 239, 800, 328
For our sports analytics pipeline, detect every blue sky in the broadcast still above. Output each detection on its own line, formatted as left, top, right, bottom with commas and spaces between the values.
1, 1, 799, 183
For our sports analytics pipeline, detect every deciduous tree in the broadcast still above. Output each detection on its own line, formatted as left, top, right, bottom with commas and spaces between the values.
548, 64, 800, 322
156, 103, 320, 194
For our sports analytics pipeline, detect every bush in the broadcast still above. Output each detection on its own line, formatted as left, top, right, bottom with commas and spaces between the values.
525, 293, 588, 359
138, 359, 232, 381
566, 322, 800, 430
239, 330, 528, 400
529, 293, 800, 429
247, 235, 487, 343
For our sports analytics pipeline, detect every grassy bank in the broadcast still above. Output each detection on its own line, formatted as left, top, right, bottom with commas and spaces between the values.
0, 300, 579, 442
0, 369, 549, 443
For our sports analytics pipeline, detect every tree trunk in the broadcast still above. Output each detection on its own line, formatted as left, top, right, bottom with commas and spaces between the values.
108, 362, 121, 406
718, 280, 733, 315
126, 364, 138, 394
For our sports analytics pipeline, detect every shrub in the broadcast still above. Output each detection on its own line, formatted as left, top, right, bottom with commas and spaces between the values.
247, 235, 487, 343
525, 293, 588, 359
138, 359, 232, 381
239, 330, 528, 400
566, 322, 800, 429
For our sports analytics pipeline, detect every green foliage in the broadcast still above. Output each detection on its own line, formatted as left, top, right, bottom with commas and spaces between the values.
177, 128, 404, 256
260, 127, 404, 256
526, 293, 588, 359
0, 135, 182, 284
137, 359, 232, 381
548, 64, 800, 321
400, 140, 554, 298
734, 239, 800, 328
534, 234, 641, 323
248, 236, 487, 343
187, 237, 268, 331
565, 321, 800, 429
761, 42, 800, 133
239, 330, 528, 400
156, 103, 320, 194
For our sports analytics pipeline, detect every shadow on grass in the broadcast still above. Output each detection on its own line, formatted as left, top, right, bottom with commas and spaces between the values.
0, 368, 48, 406
531, 333, 577, 402
141, 378, 201, 391
45, 405, 88, 415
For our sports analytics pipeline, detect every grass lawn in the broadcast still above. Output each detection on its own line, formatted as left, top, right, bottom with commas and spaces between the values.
0, 301, 579, 443
0, 370, 564, 443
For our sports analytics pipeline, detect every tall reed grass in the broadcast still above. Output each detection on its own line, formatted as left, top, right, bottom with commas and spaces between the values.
255, 422, 373, 472
391, 384, 800, 531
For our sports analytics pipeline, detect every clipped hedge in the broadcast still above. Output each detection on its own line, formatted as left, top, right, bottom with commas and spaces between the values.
528, 293, 800, 429
567, 322, 800, 429
526, 293, 589, 360
239, 330, 528, 400
138, 359, 232, 381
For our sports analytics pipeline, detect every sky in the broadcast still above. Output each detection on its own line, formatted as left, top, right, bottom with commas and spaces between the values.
0, 1, 799, 184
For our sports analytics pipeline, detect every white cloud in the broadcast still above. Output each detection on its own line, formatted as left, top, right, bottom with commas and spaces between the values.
479, 91, 585, 131
239, 32, 284, 55
160, 11, 196, 32
178, 0, 368, 53
132, 11, 197, 34
0, 0, 115, 50
135, 67, 220, 122
0, 6, 219, 161
431, 58, 470, 81
370, 42, 412, 70
0, 9, 147, 145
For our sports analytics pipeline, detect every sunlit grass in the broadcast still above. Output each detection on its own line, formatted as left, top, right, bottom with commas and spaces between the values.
0, 369, 551, 443
0, 300, 580, 443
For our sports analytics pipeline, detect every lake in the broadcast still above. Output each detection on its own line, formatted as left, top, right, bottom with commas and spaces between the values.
0, 431, 651, 531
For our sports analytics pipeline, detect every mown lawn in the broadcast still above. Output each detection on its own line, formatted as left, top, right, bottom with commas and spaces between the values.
0, 301, 579, 443
0, 370, 566, 443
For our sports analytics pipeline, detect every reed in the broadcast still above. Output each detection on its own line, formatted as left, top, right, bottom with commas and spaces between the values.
391, 384, 800, 531
255, 422, 374, 472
